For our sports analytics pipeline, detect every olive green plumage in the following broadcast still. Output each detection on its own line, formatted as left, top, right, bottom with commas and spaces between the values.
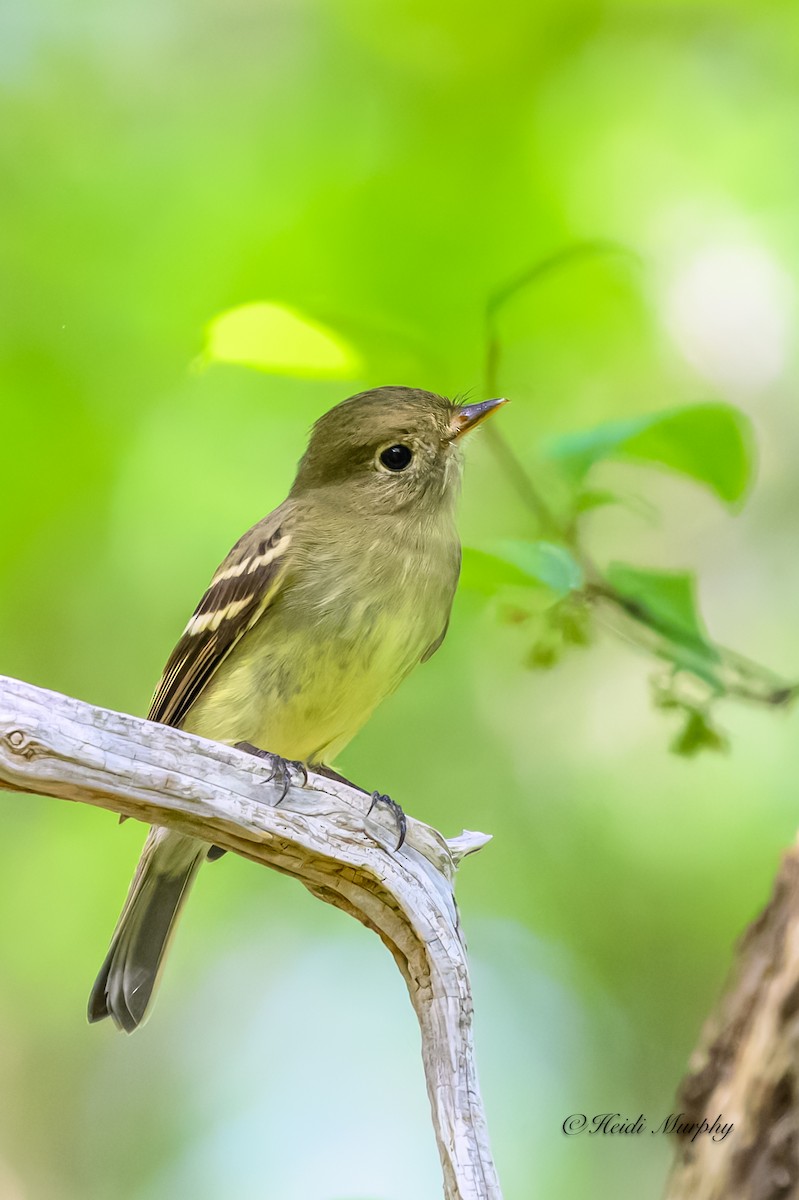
88, 385, 505, 1032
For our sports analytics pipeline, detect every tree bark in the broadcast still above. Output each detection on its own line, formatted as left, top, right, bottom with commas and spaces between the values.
665, 843, 799, 1200
0, 674, 502, 1200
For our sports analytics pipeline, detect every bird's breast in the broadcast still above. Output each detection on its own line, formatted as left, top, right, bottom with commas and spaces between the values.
186, 526, 460, 765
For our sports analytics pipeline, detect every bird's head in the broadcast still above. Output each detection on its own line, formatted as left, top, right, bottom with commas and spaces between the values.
291, 386, 508, 515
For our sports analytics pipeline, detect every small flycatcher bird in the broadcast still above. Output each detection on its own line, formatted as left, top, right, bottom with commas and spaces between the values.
88, 385, 507, 1032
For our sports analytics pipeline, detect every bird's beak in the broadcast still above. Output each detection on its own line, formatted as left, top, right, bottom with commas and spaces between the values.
450, 397, 509, 439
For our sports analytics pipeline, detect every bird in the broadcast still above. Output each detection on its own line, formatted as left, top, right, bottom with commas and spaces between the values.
88, 385, 507, 1032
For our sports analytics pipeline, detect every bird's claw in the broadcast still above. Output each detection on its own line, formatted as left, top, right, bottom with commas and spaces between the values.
367, 791, 407, 851
234, 742, 308, 804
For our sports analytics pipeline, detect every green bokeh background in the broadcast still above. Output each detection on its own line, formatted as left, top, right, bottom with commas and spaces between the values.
2, 1, 799, 1196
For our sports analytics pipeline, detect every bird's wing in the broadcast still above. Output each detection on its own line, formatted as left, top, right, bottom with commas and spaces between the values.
420, 545, 460, 663
147, 506, 294, 729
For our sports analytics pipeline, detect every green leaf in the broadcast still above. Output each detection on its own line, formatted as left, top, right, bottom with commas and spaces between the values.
460, 548, 537, 594
549, 403, 754, 504
606, 564, 709, 646
460, 541, 583, 597
496, 540, 583, 593
605, 563, 722, 686
202, 301, 362, 378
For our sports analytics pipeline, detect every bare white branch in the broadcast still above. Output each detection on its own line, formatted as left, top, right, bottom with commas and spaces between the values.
0, 674, 502, 1200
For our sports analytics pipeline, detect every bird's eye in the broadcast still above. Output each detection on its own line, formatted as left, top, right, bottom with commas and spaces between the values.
379, 444, 414, 472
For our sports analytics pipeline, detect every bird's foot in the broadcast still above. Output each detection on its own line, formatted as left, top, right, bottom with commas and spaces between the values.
367, 791, 407, 851
234, 741, 308, 803
313, 765, 406, 852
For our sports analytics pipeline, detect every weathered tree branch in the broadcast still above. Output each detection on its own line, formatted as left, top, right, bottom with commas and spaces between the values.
0, 674, 501, 1200
664, 843, 799, 1199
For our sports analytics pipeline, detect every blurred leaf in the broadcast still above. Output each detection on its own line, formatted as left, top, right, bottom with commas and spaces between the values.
461, 541, 583, 597
575, 488, 621, 513
670, 709, 729, 757
551, 599, 592, 646
549, 403, 754, 504
525, 637, 562, 670
203, 301, 362, 378
526, 596, 592, 669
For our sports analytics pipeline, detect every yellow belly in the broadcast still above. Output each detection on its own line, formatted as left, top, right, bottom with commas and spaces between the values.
182, 596, 439, 764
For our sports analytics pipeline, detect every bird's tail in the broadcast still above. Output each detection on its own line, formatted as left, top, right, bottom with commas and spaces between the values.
88, 828, 208, 1033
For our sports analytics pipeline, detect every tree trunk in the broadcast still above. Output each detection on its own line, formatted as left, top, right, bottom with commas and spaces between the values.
665, 844, 799, 1200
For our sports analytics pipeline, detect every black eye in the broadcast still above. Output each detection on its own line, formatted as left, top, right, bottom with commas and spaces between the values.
379, 444, 414, 471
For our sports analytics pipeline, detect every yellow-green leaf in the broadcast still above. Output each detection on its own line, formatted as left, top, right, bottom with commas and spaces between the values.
203, 301, 362, 378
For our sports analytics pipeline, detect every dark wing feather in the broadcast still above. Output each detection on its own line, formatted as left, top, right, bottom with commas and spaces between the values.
420, 545, 460, 663
148, 509, 293, 729
421, 618, 449, 663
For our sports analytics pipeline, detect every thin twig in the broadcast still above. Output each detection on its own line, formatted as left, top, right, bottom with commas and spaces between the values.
482, 241, 637, 538
479, 245, 799, 711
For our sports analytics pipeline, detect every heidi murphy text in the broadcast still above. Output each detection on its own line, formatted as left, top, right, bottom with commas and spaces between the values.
562, 1112, 734, 1143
